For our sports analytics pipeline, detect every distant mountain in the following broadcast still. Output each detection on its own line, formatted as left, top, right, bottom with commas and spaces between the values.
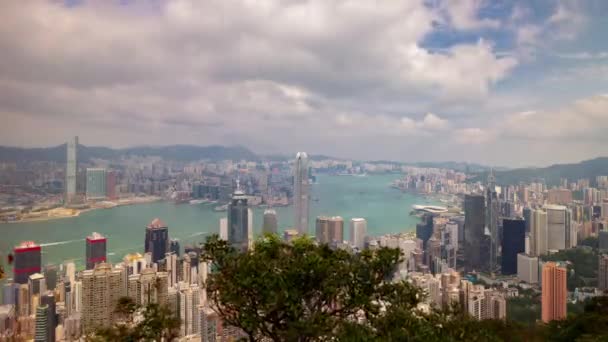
473, 157, 608, 186
0, 144, 258, 162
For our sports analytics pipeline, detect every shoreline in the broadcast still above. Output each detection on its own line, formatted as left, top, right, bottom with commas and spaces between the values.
1, 196, 163, 224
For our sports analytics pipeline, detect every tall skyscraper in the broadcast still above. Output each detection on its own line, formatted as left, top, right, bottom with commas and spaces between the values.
530, 209, 548, 256
316, 216, 331, 244
262, 209, 278, 234
328, 216, 344, 243
227, 182, 249, 251
501, 219, 525, 275
145, 218, 169, 264
127, 268, 168, 307
541, 262, 567, 323
523, 207, 532, 233
105, 170, 117, 200
34, 304, 50, 342
219, 217, 228, 240
544, 205, 567, 251
350, 218, 367, 250
41, 291, 56, 342
85, 168, 107, 200
464, 194, 485, 272
86, 232, 107, 270
81, 263, 127, 332
517, 253, 539, 284
486, 170, 499, 272
294, 152, 310, 236
65, 136, 78, 205
416, 213, 434, 250
599, 254, 608, 291
13, 241, 42, 284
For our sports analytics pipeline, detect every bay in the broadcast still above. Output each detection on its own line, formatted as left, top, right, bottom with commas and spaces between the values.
0, 174, 435, 270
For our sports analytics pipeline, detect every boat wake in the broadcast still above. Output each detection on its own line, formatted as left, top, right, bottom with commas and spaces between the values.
40, 239, 84, 247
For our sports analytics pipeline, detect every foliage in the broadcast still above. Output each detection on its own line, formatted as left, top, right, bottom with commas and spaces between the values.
541, 247, 598, 290
202, 234, 527, 341
89, 299, 180, 342
579, 236, 598, 249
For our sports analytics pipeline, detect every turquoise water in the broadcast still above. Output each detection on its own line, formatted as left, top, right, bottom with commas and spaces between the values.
0, 174, 433, 270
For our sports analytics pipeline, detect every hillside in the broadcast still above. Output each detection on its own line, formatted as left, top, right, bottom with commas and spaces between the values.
474, 157, 608, 186
0, 144, 259, 163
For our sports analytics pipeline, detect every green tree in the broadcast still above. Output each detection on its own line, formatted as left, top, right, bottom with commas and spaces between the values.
202, 234, 525, 341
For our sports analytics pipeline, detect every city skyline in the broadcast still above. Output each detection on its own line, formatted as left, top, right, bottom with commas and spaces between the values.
1, 1, 607, 166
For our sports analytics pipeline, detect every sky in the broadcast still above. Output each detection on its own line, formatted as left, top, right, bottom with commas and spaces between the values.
0, 0, 607, 167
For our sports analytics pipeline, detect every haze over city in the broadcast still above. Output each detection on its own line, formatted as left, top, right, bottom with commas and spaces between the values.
1, 0, 607, 167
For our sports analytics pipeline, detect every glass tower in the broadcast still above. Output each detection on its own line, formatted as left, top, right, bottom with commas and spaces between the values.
294, 152, 310, 236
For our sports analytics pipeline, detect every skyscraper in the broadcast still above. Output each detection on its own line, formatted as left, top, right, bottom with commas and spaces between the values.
34, 304, 49, 342
170, 239, 181, 256
86, 232, 107, 270
523, 207, 532, 233
41, 292, 56, 342
544, 205, 567, 251
541, 262, 567, 323
145, 218, 169, 264
81, 263, 127, 332
416, 214, 434, 250
599, 254, 608, 291
262, 209, 278, 234
350, 218, 367, 250
328, 216, 344, 243
486, 170, 499, 272
316, 216, 331, 244
501, 219, 525, 275
105, 170, 117, 200
227, 182, 249, 251
127, 268, 168, 307
65, 136, 78, 205
85, 168, 107, 200
294, 152, 310, 236
13, 241, 42, 284
464, 195, 485, 272
530, 209, 548, 256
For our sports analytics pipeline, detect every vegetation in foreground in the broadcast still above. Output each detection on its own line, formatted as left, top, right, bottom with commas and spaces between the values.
96, 234, 608, 341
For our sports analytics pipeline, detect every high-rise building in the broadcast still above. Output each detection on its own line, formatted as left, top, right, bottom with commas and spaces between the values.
262, 209, 278, 234
219, 217, 228, 240
486, 170, 499, 272
177, 283, 201, 337
85, 168, 107, 200
283, 229, 299, 243
316, 216, 331, 244
328, 216, 344, 243
43, 265, 58, 292
81, 263, 127, 332
416, 214, 434, 250
13, 241, 42, 284
200, 306, 219, 342
127, 268, 168, 307
227, 183, 249, 251
464, 195, 485, 272
501, 219, 526, 275
28, 273, 46, 298
544, 205, 567, 251
522, 207, 532, 233
530, 209, 548, 256
541, 262, 567, 323
145, 218, 169, 264
599, 254, 608, 291
41, 292, 56, 342
294, 152, 310, 236
34, 304, 49, 342
350, 218, 367, 250
65, 136, 78, 204
599, 231, 608, 251
170, 239, 181, 256
517, 253, 539, 284
86, 232, 107, 270
105, 170, 117, 200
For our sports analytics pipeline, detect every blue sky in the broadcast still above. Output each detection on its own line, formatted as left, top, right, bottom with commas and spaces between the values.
0, 0, 607, 167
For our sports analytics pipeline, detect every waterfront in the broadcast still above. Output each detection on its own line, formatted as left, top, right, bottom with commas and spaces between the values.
0, 174, 437, 270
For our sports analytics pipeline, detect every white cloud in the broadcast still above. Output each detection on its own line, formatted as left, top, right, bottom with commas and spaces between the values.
439, 0, 500, 30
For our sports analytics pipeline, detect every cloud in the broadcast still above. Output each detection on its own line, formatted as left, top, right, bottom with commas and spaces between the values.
438, 0, 500, 30
453, 128, 494, 145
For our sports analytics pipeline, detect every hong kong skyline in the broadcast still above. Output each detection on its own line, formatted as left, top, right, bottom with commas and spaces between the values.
1, 0, 608, 167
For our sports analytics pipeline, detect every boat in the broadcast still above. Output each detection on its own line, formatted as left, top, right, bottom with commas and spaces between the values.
213, 204, 228, 212
189, 199, 207, 205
